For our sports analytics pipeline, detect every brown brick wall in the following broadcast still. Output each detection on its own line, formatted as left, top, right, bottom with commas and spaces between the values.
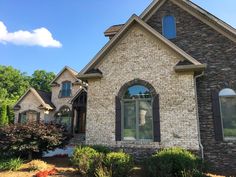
147, 1, 236, 175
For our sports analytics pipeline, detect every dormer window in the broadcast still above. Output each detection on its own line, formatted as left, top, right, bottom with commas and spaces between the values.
162, 15, 176, 39
60, 81, 72, 97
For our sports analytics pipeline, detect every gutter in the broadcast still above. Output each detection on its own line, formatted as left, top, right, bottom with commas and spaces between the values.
194, 71, 205, 161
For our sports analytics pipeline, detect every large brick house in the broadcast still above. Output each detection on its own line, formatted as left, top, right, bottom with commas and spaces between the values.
14, 0, 236, 174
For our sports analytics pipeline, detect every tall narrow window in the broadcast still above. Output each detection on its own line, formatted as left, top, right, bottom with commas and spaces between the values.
162, 15, 176, 39
219, 88, 236, 139
60, 81, 71, 97
122, 85, 153, 140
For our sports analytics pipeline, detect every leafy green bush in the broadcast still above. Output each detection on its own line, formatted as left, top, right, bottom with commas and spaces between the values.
91, 145, 111, 154
145, 147, 205, 177
71, 146, 103, 176
104, 152, 134, 177
181, 169, 209, 177
0, 122, 70, 159
95, 164, 112, 177
0, 158, 23, 171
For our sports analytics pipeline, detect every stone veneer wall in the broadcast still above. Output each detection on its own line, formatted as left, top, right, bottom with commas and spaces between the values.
147, 1, 236, 174
51, 69, 81, 112
14, 91, 45, 123
86, 24, 199, 152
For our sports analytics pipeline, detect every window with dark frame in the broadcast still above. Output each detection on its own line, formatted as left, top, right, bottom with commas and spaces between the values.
121, 85, 153, 141
60, 81, 72, 97
219, 88, 236, 140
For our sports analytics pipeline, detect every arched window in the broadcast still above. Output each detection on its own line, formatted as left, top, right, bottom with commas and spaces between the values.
162, 15, 176, 39
122, 85, 153, 140
219, 88, 236, 139
55, 106, 72, 131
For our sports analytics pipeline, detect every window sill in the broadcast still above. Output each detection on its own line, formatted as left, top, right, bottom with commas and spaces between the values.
58, 96, 72, 99
119, 139, 155, 144
223, 137, 236, 142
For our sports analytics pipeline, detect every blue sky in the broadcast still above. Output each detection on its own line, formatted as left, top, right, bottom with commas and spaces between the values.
0, 0, 236, 75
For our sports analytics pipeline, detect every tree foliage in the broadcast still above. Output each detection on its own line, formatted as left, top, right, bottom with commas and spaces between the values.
30, 70, 55, 92
0, 65, 29, 102
0, 103, 8, 126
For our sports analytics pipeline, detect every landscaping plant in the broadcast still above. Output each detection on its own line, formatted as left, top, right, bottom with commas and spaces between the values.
0, 158, 23, 171
90, 145, 111, 154
71, 146, 134, 177
104, 151, 134, 177
0, 122, 70, 159
145, 147, 206, 177
71, 146, 102, 176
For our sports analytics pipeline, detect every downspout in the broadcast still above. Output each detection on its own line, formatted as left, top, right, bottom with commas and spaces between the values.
194, 71, 204, 161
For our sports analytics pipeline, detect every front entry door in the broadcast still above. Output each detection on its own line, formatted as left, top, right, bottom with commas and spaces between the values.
78, 110, 86, 133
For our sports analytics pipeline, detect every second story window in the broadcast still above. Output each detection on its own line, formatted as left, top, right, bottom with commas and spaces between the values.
60, 81, 72, 97
162, 15, 176, 39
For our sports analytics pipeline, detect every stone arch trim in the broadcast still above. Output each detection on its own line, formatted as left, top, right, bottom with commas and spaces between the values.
115, 79, 160, 142
117, 78, 157, 99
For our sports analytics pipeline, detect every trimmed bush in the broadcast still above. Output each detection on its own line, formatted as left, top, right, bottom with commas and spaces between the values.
91, 145, 111, 154
145, 147, 205, 177
0, 158, 23, 171
0, 122, 70, 159
71, 146, 102, 176
104, 152, 134, 177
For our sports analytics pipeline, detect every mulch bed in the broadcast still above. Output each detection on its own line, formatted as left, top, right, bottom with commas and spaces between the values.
0, 157, 226, 177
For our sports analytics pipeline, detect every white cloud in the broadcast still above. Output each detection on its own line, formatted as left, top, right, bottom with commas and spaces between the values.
0, 21, 62, 48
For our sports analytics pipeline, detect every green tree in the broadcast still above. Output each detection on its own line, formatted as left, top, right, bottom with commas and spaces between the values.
0, 103, 8, 126
0, 66, 30, 125
30, 70, 55, 92
7, 105, 15, 124
0, 65, 29, 101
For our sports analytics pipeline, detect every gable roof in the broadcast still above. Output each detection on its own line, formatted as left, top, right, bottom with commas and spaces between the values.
35, 90, 55, 109
140, 0, 236, 43
80, 15, 204, 74
69, 88, 87, 104
14, 88, 55, 110
50, 66, 79, 85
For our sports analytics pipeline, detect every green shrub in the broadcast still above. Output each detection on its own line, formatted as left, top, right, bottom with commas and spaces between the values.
181, 169, 209, 177
104, 152, 134, 177
0, 122, 70, 159
95, 164, 112, 177
145, 147, 205, 177
91, 145, 111, 154
0, 158, 23, 171
71, 146, 102, 176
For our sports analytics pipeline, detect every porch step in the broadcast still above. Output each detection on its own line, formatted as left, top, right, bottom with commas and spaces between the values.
69, 133, 85, 146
